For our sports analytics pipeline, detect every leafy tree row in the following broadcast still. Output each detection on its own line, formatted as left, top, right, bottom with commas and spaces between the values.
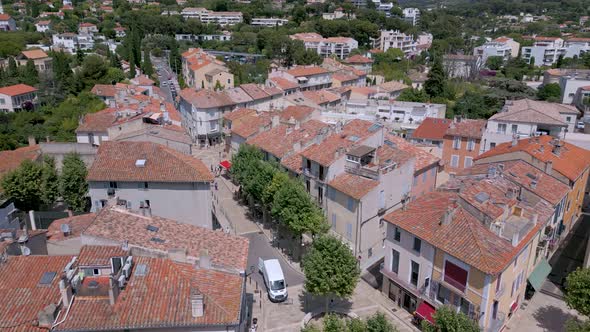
302, 312, 396, 332
1, 153, 89, 212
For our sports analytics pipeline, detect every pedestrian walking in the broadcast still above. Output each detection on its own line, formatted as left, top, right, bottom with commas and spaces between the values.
215, 182, 218, 191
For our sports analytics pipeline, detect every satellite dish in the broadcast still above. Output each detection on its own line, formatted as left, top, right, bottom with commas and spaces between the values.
60, 223, 71, 236
21, 246, 31, 256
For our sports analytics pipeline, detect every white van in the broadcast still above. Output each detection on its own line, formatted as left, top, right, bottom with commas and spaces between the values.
258, 258, 288, 302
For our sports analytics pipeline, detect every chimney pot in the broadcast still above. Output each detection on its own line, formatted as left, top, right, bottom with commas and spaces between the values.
198, 249, 211, 269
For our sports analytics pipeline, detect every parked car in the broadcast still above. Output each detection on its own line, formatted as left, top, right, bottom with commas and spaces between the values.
577, 121, 585, 130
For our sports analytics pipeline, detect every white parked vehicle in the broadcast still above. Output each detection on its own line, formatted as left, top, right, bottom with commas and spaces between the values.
577, 121, 585, 130
258, 258, 288, 302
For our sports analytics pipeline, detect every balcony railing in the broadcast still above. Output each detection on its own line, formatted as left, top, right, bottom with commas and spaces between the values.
443, 274, 467, 293
344, 164, 380, 180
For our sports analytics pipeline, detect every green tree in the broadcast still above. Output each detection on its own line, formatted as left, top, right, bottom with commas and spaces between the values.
60, 153, 88, 212
486, 56, 504, 70
272, 180, 328, 237
366, 312, 397, 332
537, 83, 561, 102
454, 90, 495, 119
242, 160, 277, 203
422, 306, 479, 332
424, 56, 447, 99
323, 314, 346, 332
231, 144, 263, 184
22, 59, 39, 86
302, 235, 360, 313
7, 57, 18, 78
129, 55, 136, 78
141, 49, 154, 77
262, 171, 289, 210
397, 88, 429, 103
40, 156, 59, 208
565, 268, 590, 317
347, 317, 368, 332
1, 160, 44, 211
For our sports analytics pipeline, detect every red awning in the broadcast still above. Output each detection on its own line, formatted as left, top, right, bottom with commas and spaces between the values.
415, 302, 436, 325
510, 301, 518, 312
219, 160, 231, 170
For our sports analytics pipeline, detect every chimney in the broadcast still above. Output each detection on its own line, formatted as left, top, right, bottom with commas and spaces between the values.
59, 278, 73, 307
28, 136, 36, 147
294, 120, 300, 130
190, 291, 204, 318
511, 231, 520, 246
552, 140, 562, 156
545, 160, 553, 175
198, 249, 211, 269
108, 275, 120, 306
440, 205, 455, 225
168, 248, 188, 263
511, 134, 518, 147
293, 141, 301, 152
286, 126, 293, 135
271, 115, 279, 128
36, 303, 58, 329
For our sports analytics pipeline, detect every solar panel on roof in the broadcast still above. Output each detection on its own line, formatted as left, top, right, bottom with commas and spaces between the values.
39, 271, 57, 285
475, 192, 490, 203
135, 264, 149, 276
348, 135, 360, 142
368, 123, 383, 132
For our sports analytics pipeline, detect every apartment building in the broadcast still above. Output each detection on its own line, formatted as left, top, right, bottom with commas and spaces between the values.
179, 89, 235, 145
322, 7, 355, 20
557, 71, 590, 104
522, 37, 566, 66
290, 33, 359, 59
176, 32, 232, 42
78, 22, 98, 34
35, 20, 51, 32
442, 118, 487, 173
481, 99, 579, 153
268, 66, 332, 91
0, 83, 38, 112
372, 30, 417, 57
476, 135, 590, 242
16, 49, 52, 72
343, 54, 374, 74
402, 8, 420, 26
87, 141, 214, 229
52, 32, 94, 53
381, 179, 556, 332
181, 7, 243, 25
473, 37, 520, 63
251, 17, 288, 27
181, 48, 233, 90
443, 54, 482, 79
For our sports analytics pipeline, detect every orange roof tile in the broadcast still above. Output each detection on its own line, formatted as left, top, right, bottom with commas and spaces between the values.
287, 66, 330, 77
21, 49, 48, 59
0, 84, 37, 96
247, 120, 329, 159
0, 14, 12, 21
230, 112, 273, 139
87, 141, 214, 182
46, 213, 96, 241
280, 105, 317, 122
328, 172, 379, 199
269, 77, 299, 90
476, 135, 590, 182
302, 90, 340, 105
385, 135, 439, 173
222, 107, 257, 122
344, 55, 373, 64
412, 117, 452, 140
445, 119, 486, 139
76, 108, 117, 133
78, 245, 128, 267
0, 145, 42, 178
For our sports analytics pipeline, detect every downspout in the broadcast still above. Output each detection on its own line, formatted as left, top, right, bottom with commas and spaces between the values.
355, 200, 362, 259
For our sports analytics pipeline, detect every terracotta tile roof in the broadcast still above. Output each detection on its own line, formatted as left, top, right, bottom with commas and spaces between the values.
445, 119, 487, 139
411, 117, 452, 140
79, 22, 96, 27
349, 86, 378, 97
247, 120, 329, 158
476, 135, 590, 182
180, 89, 235, 109
0, 145, 42, 178
455, 160, 569, 206
300, 119, 376, 166
344, 55, 373, 64
0, 14, 12, 21
91, 84, 116, 97
21, 49, 48, 59
290, 32, 323, 42
378, 80, 409, 92
0, 255, 73, 332
286, 66, 330, 77
332, 72, 359, 83
76, 108, 117, 133
302, 90, 340, 105
78, 245, 128, 267
230, 112, 273, 139
328, 172, 379, 199
222, 107, 256, 122
0, 84, 37, 97
82, 207, 249, 271
240, 83, 270, 100
384, 192, 530, 275
324, 37, 355, 43
535, 36, 560, 41
87, 141, 214, 183
56, 255, 243, 331
281, 152, 303, 173
494, 37, 510, 42
269, 77, 299, 90
130, 74, 155, 86
280, 105, 317, 122
225, 87, 254, 104
47, 213, 96, 241
36, 20, 51, 25
490, 99, 579, 126
114, 125, 192, 144
385, 134, 439, 173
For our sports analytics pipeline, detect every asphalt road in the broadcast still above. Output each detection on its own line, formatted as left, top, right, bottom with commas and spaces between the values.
152, 57, 177, 103
244, 231, 305, 290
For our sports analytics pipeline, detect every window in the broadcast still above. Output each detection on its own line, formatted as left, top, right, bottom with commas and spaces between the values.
346, 223, 352, 239
391, 249, 400, 273
496, 273, 502, 293
410, 261, 419, 287
347, 197, 354, 211
444, 261, 468, 292
93, 268, 100, 276
394, 227, 401, 242
437, 284, 450, 304
498, 123, 507, 134
227, 79, 231, 84
331, 213, 336, 229
464, 157, 473, 168
567, 116, 572, 122
413, 237, 421, 253
139, 182, 149, 189
451, 155, 459, 168
466, 138, 475, 151
511, 124, 518, 134
490, 142, 496, 149
453, 136, 461, 149
0, 98, 5, 105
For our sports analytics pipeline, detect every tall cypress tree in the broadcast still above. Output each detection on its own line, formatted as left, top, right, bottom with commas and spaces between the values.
22, 59, 39, 86
424, 55, 447, 99
128, 55, 136, 78
141, 50, 154, 77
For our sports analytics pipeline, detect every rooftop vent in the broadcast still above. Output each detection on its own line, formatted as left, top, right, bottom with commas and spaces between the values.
150, 237, 165, 244
135, 159, 147, 167
146, 225, 159, 232
475, 192, 490, 204
87, 280, 99, 289
60, 223, 71, 237
526, 173, 537, 180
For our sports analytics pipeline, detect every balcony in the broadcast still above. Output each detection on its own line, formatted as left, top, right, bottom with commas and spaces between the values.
344, 164, 380, 180
443, 274, 467, 293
